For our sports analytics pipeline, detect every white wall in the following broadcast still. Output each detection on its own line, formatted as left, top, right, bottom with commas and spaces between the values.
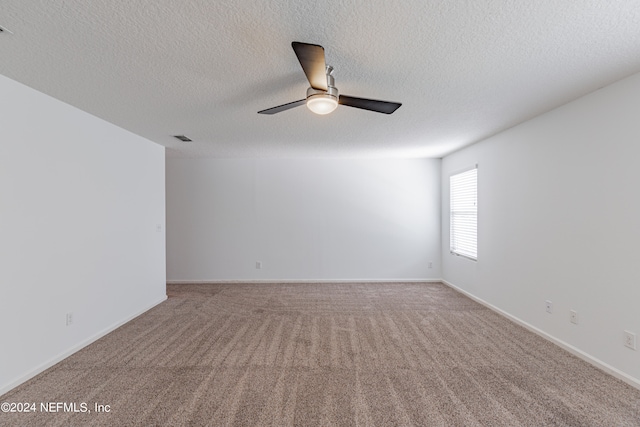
0, 75, 166, 394
442, 72, 640, 385
167, 158, 440, 281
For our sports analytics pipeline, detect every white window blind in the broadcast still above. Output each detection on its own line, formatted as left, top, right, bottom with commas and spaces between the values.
450, 167, 477, 260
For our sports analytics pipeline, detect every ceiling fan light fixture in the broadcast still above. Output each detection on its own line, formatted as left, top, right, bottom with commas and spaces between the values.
258, 42, 401, 116
306, 93, 338, 115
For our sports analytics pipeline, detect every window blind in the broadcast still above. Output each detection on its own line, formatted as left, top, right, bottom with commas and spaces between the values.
450, 167, 477, 260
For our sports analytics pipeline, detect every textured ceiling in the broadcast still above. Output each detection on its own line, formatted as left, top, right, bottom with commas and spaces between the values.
1, 1, 640, 158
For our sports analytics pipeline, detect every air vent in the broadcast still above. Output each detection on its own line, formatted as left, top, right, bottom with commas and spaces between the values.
173, 135, 192, 142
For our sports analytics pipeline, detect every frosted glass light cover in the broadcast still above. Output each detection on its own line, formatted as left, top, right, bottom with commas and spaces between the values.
306, 94, 338, 115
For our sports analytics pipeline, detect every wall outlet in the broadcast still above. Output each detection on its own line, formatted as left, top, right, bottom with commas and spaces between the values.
624, 331, 636, 350
428, 261, 433, 269
255, 261, 262, 269
545, 300, 553, 314
569, 310, 578, 324
66, 312, 74, 326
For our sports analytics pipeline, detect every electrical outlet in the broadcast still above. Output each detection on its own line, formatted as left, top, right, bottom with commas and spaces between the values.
66, 312, 74, 326
255, 261, 262, 269
545, 300, 553, 314
570, 310, 578, 324
428, 261, 433, 269
624, 331, 636, 350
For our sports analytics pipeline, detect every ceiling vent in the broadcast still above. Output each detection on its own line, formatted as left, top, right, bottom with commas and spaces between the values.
173, 135, 192, 142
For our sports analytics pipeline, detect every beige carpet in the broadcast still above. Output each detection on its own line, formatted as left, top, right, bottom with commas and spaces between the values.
2, 282, 639, 426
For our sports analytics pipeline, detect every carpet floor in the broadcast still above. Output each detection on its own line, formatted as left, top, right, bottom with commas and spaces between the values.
1, 282, 639, 426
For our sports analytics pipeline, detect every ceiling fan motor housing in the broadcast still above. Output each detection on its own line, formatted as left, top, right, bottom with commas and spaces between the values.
306, 85, 338, 100
306, 66, 338, 99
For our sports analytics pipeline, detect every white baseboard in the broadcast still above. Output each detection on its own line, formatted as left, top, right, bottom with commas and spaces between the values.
167, 278, 443, 284
441, 280, 640, 391
0, 295, 167, 397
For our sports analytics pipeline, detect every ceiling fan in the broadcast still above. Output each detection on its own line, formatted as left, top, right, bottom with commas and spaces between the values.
258, 42, 402, 116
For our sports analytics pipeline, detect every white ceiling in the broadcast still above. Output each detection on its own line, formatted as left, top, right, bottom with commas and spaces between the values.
1, 1, 639, 159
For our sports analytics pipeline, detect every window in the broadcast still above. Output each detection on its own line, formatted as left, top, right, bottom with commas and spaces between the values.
450, 166, 477, 260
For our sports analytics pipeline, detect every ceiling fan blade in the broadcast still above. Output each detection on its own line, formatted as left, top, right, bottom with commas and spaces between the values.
339, 95, 402, 114
258, 99, 306, 115
292, 42, 328, 91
